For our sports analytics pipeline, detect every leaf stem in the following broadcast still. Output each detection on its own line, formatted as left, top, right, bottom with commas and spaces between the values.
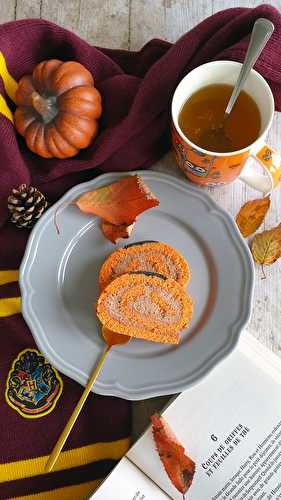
53, 201, 74, 235
261, 265, 266, 280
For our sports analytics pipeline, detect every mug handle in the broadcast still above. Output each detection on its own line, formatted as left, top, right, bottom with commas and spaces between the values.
239, 143, 281, 194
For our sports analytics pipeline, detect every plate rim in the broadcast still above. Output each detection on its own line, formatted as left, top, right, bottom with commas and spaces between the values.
20, 171, 254, 400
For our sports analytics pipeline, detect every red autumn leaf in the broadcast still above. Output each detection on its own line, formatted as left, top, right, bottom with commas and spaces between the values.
101, 220, 135, 244
151, 413, 195, 496
76, 175, 159, 226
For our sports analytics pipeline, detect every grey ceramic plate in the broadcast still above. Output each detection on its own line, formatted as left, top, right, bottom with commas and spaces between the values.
20, 171, 254, 400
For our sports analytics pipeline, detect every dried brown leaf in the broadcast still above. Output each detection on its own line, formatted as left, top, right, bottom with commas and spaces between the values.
236, 196, 270, 238
251, 224, 281, 278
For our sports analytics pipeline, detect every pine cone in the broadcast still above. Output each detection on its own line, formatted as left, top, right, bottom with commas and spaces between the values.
8, 184, 48, 229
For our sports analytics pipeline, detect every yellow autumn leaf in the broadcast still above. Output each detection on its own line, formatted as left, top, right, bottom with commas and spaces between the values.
236, 196, 270, 238
251, 224, 281, 278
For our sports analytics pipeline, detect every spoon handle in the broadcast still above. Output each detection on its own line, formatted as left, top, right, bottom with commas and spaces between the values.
225, 18, 274, 117
45, 345, 110, 473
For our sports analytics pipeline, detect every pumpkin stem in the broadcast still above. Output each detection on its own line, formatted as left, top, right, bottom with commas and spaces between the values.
31, 92, 57, 123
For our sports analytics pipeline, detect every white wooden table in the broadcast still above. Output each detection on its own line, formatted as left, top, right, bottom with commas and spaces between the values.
2, 0, 280, 438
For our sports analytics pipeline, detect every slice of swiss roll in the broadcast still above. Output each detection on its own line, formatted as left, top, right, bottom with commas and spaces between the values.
99, 241, 190, 291
96, 272, 193, 344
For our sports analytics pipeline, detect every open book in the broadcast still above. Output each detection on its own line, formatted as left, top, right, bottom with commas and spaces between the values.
91, 332, 281, 499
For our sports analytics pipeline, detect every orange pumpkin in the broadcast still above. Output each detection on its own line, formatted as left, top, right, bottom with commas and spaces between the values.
14, 59, 102, 159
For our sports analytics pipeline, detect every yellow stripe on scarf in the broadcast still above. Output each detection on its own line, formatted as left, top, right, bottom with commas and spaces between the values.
0, 438, 129, 482
0, 51, 18, 101
0, 94, 14, 122
13, 479, 102, 500
0, 271, 20, 316
0, 51, 18, 123
0, 270, 19, 285
0, 297, 21, 316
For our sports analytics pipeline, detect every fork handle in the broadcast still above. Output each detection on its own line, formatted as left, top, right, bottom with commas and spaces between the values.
45, 345, 110, 473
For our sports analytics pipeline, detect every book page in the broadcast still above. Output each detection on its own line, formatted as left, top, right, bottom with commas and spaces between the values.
91, 456, 170, 499
239, 332, 281, 385
128, 345, 281, 499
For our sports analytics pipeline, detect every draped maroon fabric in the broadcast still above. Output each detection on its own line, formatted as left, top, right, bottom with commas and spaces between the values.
0, 5, 281, 496
0, 225, 131, 497
0, 5, 281, 224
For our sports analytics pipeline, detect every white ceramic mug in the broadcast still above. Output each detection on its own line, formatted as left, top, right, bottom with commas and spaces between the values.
171, 60, 281, 193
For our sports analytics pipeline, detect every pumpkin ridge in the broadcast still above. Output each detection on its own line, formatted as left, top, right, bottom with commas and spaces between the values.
23, 118, 39, 140
35, 123, 53, 158
59, 85, 101, 101
52, 80, 94, 95
44, 125, 61, 158
31, 123, 41, 151
60, 95, 101, 105
54, 117, 80, 148
14, 107, 37, 135
42, 60, 62, 83
50, 62, 94, 95
33, 60, 63, 95
26, 121, 42, 151
59, 108, 100, 119
59, 110, 97, 122
47, 123, 78, 158
54, 119, 81, 154
58, 90, 102, 121
57, 111, 96, 135
15, 75, 36, 107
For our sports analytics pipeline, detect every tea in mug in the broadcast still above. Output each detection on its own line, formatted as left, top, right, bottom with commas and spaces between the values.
178, 84, 261, 153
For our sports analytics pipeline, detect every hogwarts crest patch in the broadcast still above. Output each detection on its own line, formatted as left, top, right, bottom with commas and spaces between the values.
5, 349, 63, 418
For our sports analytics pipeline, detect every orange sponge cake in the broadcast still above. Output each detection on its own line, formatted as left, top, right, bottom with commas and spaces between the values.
97, 272, 193, 344
99, 241, 190, 291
